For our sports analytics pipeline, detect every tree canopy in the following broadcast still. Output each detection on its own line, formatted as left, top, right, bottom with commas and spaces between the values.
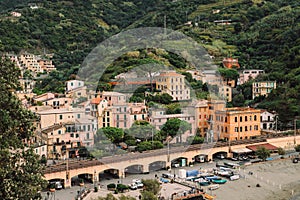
0, 57, 46, 199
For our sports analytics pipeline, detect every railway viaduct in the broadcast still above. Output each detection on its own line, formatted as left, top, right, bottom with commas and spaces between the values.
44, 135, 300, 188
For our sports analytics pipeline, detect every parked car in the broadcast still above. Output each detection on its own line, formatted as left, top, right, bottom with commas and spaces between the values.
132, 179, 143, 188
128, 183, 138, 190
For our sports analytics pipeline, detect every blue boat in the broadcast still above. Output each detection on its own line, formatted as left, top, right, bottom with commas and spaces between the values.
212, 179, 227, 184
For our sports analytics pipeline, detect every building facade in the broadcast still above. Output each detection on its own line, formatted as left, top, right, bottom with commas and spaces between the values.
252, 81, 276, 99
155, 71, 190, 101
215, 107, 261, 141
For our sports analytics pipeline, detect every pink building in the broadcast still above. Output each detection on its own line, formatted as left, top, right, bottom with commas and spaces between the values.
238, 69, 264, 85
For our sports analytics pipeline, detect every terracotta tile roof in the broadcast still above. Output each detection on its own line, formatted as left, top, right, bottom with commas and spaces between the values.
246, 143, 278, 151
90, 97, 102, 104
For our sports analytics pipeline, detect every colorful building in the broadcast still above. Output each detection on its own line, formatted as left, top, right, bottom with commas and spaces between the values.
215, 107, 261, 141
252, 81, 276, 99
155, 71, 190, 101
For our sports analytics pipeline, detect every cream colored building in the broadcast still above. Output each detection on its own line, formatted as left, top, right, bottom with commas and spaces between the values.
219, 85, 232, 102
252, 81, 276, 99
155, 71, 190, 101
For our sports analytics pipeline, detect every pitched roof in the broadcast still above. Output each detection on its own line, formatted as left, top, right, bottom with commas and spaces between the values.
90, 97, 103, 104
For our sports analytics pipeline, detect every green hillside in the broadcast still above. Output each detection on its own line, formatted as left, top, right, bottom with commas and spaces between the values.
0, 0, 299, 128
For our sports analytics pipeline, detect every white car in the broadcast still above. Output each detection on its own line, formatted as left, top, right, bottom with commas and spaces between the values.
129, 183, 138, 190
132, 179, 144, 188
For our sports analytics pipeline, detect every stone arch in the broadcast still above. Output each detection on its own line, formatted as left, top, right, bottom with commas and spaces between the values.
125, 164, 144, 175
212, 151, 228, 160
171, 156, 188, 167
149, 161, 166, 172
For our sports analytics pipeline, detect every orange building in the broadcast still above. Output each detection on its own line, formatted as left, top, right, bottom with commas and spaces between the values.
215, 107, 261, 141
222, 57, 240, 69
195, 100, 226, 140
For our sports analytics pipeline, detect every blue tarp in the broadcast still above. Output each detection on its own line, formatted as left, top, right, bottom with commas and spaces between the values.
186, 170, 199, 177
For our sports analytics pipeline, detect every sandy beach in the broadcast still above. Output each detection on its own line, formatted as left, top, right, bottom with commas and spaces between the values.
211, 158, 300, 200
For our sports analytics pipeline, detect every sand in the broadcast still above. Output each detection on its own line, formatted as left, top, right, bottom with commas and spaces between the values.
210, 158, 300, 200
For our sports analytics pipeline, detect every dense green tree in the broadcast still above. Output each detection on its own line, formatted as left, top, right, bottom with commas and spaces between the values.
127, 121, 156, 141
160, 118, 191, 143
141, 190, 158, 200
98, 127, 124, 144
256, 147, 270, 161
0, 57, 46, 199
141, 179, 161, 195
295, 145, 300, 152
165, 103, 182, 114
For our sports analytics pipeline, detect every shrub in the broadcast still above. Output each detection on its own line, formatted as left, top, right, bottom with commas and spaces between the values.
107, 183, 116, 190
295, 145, 300, 152
117, 184, 129, 192
277, 147, 285, 155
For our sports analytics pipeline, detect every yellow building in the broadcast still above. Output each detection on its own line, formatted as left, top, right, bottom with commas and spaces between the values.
252, 81, 276, 99
155, 71, 190, 101
215, 107, 261, 141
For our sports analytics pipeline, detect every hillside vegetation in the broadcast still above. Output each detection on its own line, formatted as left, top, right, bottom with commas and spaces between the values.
0, 0, 299, 128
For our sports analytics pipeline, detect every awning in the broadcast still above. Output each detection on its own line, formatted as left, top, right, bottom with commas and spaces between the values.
246, 143, 278, 152
231, 148, 252, 154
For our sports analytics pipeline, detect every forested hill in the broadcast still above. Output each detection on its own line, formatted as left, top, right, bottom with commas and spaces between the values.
0, 0, 299, 127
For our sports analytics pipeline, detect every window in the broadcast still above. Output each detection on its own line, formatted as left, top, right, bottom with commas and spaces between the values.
134, 115, 137, 120
88, 125, 90, 131
76, 134, 79, 138
245, 126, 248, 131
254, 115, 257, 121
117, 122, 119, 128
199, 115, 201, 119
235, 127, 239, 132
142, 115, 145, 120
83, 125, 86, 131
240, 127, 242, 132
225, 117, 227, 122
250, 116, 252, 121
103, 123, 105, 127
71, 133, 74, 137
235, 117, 237, 122
107, 118, 110, 122
250, 125, 252, 131
225, 127, 227, 132
124, 115, 127, 120
254, 125, 258, 130
71, 82, 73, 86
86, 133, 89, 140
59, 115, 63, 120
240, 116, 242, 122
117, 115, 119, 120
124, 107, 127, 112
58, 130, 61, 135
77, 114, 80, 119
245, 116, 248, 121
124, 122, 127, 128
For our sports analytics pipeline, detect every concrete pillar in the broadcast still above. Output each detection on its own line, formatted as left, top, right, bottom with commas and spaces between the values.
143, 164, 149, 174
118, 169, 125, 179
64, 178, 71, 189
207, 154, 213, 162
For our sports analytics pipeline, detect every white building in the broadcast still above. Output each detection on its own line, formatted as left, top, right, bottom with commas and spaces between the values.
260, 110, 277, 130
66, 80, 85, 92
